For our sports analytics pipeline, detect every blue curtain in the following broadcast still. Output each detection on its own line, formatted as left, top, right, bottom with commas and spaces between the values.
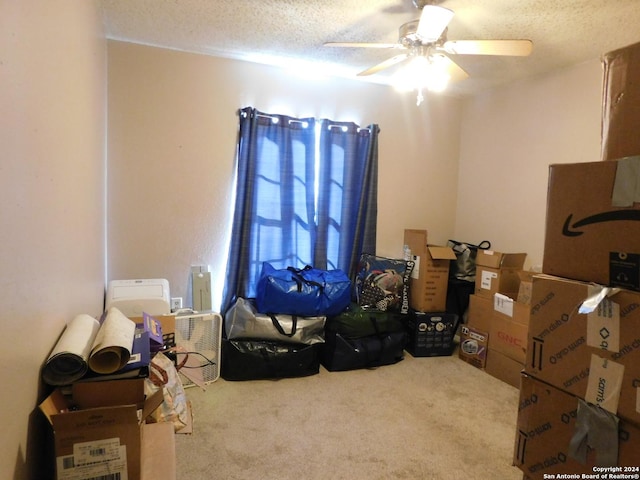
315, 120, 378, 277
221, 107, 379, 313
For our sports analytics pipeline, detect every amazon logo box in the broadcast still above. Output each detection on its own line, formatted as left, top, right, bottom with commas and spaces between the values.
525, 274, 640, 425
542, 157, 640, 291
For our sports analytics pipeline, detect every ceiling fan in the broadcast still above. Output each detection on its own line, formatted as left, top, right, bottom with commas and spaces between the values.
324, 1, 533, 103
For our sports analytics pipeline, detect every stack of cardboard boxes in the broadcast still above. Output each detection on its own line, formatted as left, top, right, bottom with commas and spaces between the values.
513, 41, 640, 477
457, 249, 531, 388
403, 229, 460, 357
39, 313, 179, 480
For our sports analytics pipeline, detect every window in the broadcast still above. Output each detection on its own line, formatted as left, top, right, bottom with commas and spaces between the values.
221, 107, 379, 312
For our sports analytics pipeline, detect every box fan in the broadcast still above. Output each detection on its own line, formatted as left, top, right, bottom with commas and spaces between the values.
174, 311, 222, 387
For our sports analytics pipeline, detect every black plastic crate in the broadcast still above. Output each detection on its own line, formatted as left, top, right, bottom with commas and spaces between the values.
405, 311, 459, 357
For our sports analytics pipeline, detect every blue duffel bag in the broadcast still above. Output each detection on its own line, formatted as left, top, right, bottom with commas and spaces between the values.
256, 263, 351, 317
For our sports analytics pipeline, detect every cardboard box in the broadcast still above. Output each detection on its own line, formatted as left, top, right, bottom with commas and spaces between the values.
467, 294, 493, 332
141, 423, 176, 478
516, 271, 536, 305
476, 250, 527, 270
489, 294, 530, 363
475, 265, 522, 300
405, 311, 458, 357
525, 274, 640, 424
473, 250, 526, 300
458, 325, 488, 369
39, 379, 169, 480
601, 41, 640, 161
514, 374, 640, 477
403, 229, 457, 312
542, 159, 640, 290
485, 349, 523, 388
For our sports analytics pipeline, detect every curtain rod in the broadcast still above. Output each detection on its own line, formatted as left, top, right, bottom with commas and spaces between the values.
241, 108, 372, 133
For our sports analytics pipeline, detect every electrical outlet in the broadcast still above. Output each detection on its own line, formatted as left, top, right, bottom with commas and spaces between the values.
171, 297, 183, 311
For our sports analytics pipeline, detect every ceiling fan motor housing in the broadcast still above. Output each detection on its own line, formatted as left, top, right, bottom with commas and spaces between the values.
399, 20, 447, 47
412, 0, 443, 9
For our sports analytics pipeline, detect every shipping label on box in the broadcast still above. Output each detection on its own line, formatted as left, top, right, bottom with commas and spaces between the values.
56, 437, 128, 480
525, 274, 640, 424
542, 159, 640, 290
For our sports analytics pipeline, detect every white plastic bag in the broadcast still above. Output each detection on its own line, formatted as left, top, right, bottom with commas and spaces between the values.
144, 352, 189, 432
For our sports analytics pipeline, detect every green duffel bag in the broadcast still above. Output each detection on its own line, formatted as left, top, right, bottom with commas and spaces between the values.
326, 303, 405, 339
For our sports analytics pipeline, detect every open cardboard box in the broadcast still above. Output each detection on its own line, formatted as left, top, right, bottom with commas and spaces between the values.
39, 378, 175, 480
403, 229, 457, 312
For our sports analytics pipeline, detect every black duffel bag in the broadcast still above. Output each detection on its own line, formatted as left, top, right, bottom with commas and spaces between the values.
221, 338, 320, 381
319, 329, 406, 372
326, 303, 405, 339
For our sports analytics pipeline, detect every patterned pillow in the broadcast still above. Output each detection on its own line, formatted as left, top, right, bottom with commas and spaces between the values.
355, 253, 414, 314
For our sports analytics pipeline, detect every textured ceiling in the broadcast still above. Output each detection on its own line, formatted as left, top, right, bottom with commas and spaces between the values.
100, 0, 640, 96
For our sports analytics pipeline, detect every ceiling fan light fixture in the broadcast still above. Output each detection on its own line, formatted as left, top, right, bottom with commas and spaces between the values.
416, 5, 454, 42
424, 55, 451, 92
392, 55, 450, 104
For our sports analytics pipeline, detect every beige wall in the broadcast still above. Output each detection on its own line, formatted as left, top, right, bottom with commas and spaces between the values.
107, 41, 464, 310
0, 1, 106, 479
455, 60, 604, 270
107, 41, 607, 310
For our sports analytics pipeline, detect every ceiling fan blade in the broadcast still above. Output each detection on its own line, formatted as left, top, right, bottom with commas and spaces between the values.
438, 55, 469, 83
416, 5, 454, 42
443, 39, 533, 56
357, 53, 409, 76
324, 42, 403, 49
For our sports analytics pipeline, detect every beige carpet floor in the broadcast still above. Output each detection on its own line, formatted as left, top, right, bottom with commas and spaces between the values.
175, 351, 523, 480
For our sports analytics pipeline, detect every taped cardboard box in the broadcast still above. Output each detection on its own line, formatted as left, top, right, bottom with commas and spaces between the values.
601, 41, 640, 161
403, 229, 457, 312
515, 373, 640, 478
525, 274, 640, 424
542, 158, 640, 291
39, 378, 175, 480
